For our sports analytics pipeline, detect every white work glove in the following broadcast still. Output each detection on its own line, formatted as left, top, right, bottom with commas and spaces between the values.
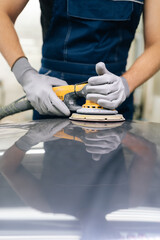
12, 57, 70, 116
86, 62, 130, 109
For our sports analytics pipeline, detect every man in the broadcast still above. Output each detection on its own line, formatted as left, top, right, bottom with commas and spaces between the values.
0, 0, 160, 120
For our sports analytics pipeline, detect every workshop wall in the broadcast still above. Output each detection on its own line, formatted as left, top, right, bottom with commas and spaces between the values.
128, 19, 160, 123
0, 1, 160, 123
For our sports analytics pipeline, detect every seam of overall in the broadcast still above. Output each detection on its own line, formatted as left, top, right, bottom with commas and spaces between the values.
61, 72, 65, 80
66, 15, 131, 21
44, 70, 52, 76
63, 16, 72, 61
114, 29, 123, 62
112, 0, 143, 4
42, 57, 126, 66
41, 66, 91, 77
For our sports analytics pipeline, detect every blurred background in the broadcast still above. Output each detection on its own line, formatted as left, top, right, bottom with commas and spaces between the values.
0, 0, 160, 123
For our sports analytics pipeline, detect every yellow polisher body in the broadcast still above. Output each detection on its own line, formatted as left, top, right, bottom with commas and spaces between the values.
52, 83, 125, 122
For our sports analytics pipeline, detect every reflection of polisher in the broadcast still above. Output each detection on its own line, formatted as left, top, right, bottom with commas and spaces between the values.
0, 82, 125, 122
54, 121, 125, 161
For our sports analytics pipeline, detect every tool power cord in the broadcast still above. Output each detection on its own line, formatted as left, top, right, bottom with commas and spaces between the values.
0, 96, 32, 120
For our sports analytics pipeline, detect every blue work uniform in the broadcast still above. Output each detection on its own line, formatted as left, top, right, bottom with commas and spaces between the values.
34, 0, 144, 120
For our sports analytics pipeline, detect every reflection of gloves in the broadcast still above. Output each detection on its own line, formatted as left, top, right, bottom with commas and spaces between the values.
83, 128, 126, 161
86, 62, 130, 109
12, 57, 70, 116
15, 119, 70, 152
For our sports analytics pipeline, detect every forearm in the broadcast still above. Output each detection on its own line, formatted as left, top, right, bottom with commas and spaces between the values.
122, 42, 160, 93
0, 11, 25, 67
0, 0, 29, 67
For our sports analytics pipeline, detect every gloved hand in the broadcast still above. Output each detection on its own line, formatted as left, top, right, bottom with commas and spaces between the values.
12, 57, 70, 116
86, 62, 130, 109
15, 119, 70, 152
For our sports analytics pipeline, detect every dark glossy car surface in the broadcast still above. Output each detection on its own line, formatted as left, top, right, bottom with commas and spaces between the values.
0, 119, 160, 239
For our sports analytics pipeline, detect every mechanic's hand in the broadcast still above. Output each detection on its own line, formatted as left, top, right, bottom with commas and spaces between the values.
12, 57, 70, 116
86, 62, 130, 109
15, 119, 70, 152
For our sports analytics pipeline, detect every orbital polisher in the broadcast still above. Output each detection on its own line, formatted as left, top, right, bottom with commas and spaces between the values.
0, 82, 124, 122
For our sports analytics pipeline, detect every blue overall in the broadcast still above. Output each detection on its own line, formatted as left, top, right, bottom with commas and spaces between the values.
34, 0, 144, 120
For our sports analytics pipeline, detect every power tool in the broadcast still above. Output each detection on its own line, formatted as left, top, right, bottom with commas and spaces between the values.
0, 82, 125, 122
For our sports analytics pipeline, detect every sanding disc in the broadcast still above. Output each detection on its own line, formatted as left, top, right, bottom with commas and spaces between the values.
77, 108, 118, 115
70, 120, 124, 129
69, 113, 125, 122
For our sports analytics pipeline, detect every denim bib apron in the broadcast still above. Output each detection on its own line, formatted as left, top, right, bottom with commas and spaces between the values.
35, 0, 144, 120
